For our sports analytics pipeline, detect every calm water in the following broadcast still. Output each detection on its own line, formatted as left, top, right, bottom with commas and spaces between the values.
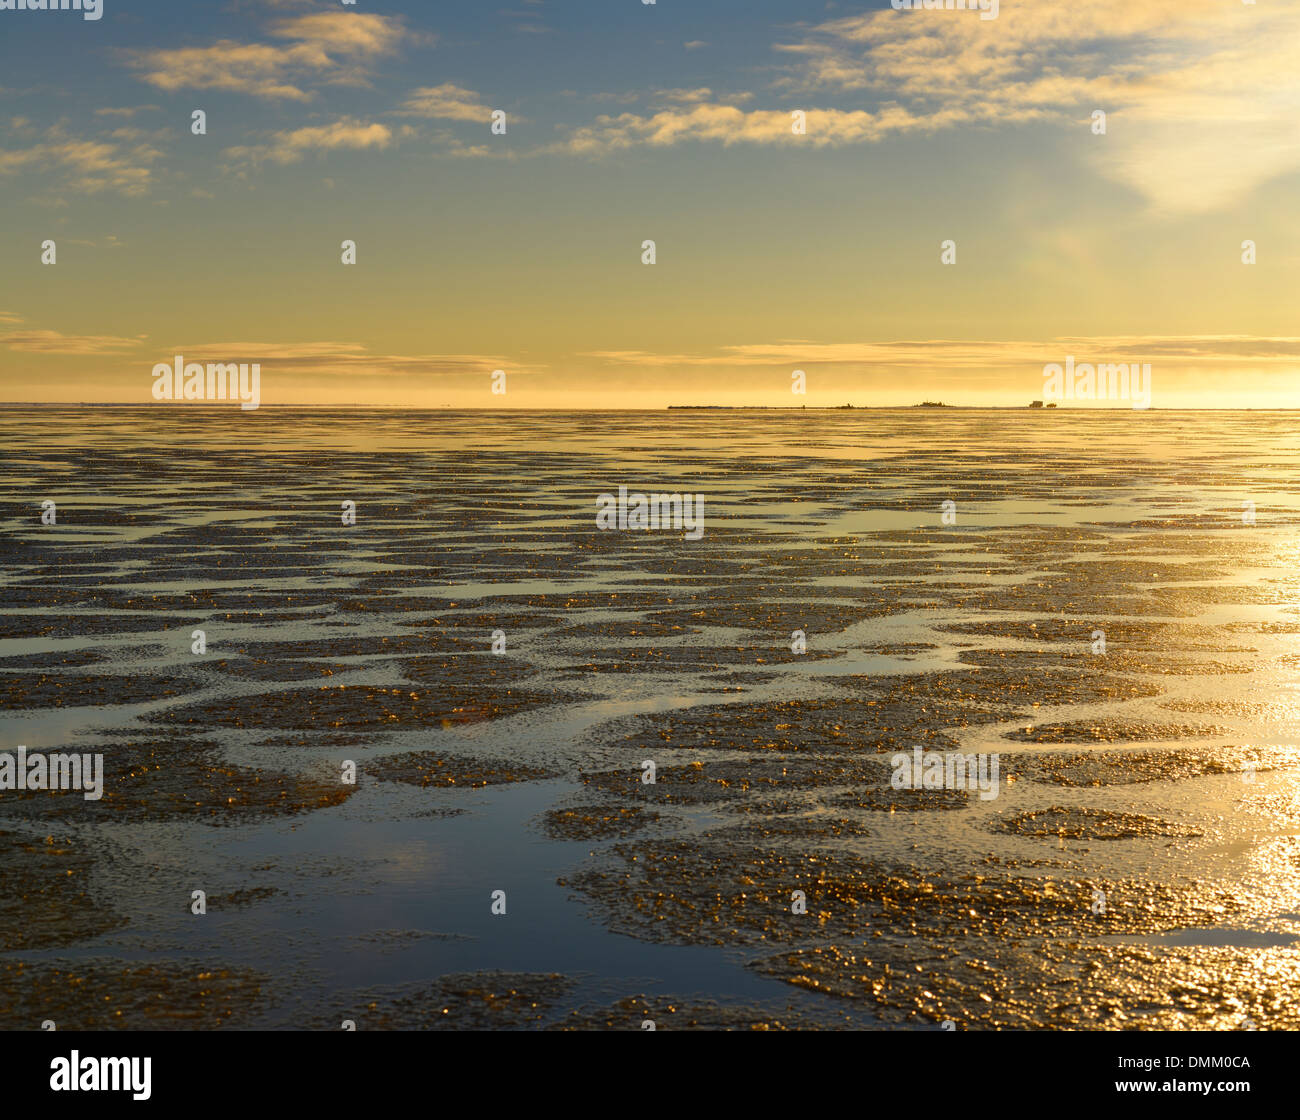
2, 407, 1299, 1029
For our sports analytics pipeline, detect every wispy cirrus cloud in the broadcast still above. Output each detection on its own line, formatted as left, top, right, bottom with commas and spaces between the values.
585, 336, 1300, 370
0, 329, 145, 355
0, 123, 162, 197
8, 331, 542, 380
163, 340, 543, 378
123, 10, 411, 101
773, 0, 1300, 214
224, 118, 393, 166
395, 83, 493, 123
64, 234, 126, 249
656, 88, 722, 105
94, 105, 160, 119
553, 1, 1300, 214
561, 102, 927, 154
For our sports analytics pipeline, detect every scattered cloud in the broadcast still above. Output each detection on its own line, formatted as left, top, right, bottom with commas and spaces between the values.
0, 124, 162, 197
584, 336, 1300, 370
772, 0, 1300, 214
94, 106, 160, 118
224, 118, 393, 166
396, 83, 492, 123
525, 2, 1300, 214
0, 329, 144, 355
163, 340, 542, 378
123, 11, 410, 101
560, 101, 924, 154
658, 88, 717, 104
64, 235, 127, 249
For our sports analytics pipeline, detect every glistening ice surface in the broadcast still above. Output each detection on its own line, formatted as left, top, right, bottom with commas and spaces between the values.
2, 406, 1299, 1030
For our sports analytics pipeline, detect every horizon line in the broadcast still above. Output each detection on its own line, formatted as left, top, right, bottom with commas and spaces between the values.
0, 403, 1296, 413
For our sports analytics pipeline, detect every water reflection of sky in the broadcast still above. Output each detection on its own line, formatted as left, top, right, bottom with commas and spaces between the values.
2, 407, 1299, 1028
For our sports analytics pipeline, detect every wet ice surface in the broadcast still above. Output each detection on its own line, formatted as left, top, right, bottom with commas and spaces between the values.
2, 406, 1300, 1030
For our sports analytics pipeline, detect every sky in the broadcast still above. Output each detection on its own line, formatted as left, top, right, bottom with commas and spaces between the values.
1, 0, 1298, 409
